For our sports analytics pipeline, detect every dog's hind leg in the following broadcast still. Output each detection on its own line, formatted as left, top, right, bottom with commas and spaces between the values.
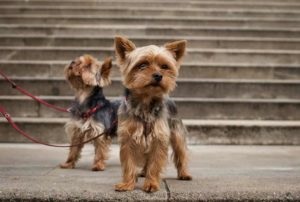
92, 136, 111, 171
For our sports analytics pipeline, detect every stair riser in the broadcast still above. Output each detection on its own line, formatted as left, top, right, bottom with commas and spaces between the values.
2, 8, 300, 18
2, 27, 300, 38
1, 79, 300, 99
1, 49, 300, 64
1, 17, 299, 28
1, 121, 299, 145
0, 63, 120, 78
1, 99, 300, 120
1, 1, 300, 10
0, 122, 69, 143
189, 125, 300, 145
2, 37, 300, 50
1, 63, 299, 80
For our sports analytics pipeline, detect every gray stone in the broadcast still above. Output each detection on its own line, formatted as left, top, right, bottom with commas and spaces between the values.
1, 6, 300, 18
1, 0, 300, 148
2, 46, 300, 64
1, 78, 300, 99
1, 96, 300, 120
2, 35, 300, 50
0, 144, 300, 201
1, 61, 300, 80
1, 118, 300, 145
2, 24, 300, 38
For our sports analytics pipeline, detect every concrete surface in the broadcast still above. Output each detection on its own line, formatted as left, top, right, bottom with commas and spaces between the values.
3, 35, 300, 50
2, 78, 300, 99
1, 118, 300, 145
1, 61, 299, 80
2, 96, 300, 120
0, 144, 299, 201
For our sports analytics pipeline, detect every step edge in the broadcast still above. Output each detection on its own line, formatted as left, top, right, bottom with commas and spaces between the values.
2, 77, 300, 84
2, 34, 300, 42
1, 95, 300, 103
1, 117, 300, 126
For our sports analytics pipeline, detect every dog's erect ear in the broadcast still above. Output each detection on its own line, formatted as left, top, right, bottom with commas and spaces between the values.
99, 57, 113, 87
164, 40, 187, 62
115, 36, 136, 64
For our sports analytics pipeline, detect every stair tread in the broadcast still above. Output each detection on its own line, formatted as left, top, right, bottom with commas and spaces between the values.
4, 0, 300, 4
2, 23, 300, 31
2, 5, 300, 12
2, 46, 300, 53
2, 76, 300, 83
2, 34, 300, 42
1, 60, 299, 68
1, 95, 300, 103
2, 14, 300, 21
1, 117, 300, 126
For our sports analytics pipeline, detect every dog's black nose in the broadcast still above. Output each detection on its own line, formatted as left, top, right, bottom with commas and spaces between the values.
152, 73, 163, 82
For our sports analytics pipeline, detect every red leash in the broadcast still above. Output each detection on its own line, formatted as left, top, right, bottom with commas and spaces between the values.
0, 70, 115, 147
0, 70, 69, 113
0, 105, 115, 148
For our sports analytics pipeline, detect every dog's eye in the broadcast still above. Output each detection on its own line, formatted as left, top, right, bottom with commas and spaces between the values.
161, 64, 169, 70
137, 62, 148, 70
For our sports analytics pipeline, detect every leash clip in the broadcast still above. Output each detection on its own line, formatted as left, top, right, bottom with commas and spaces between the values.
11, 82, 17, 89
81, 112, 89, 120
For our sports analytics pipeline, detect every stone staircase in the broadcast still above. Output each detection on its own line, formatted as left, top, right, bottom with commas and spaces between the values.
0, 0, 300, 145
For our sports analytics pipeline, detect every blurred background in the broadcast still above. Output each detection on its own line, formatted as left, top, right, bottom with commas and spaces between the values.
0, 0, 300, 145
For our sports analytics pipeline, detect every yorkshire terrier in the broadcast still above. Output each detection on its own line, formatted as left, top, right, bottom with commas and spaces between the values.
114, 36, 192, 192
60, 55, 119, 171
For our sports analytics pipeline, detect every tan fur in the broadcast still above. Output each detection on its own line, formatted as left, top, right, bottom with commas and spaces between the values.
64, 54, 112, 90
114, 36, 192, 193
169, 118, 192, 180
60, 55, 113, 171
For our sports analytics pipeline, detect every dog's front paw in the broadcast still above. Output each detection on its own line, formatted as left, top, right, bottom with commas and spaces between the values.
92, 162, 105, 171
178, 173, 192, 181
59, 162, 75, 169
115, 182, 135, 192
143, 180, 159, 193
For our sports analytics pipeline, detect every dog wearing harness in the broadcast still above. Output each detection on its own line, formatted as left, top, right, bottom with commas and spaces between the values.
60, 55, 120, 171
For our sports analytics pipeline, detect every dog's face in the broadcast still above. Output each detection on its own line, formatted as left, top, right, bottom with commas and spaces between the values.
115, 36, 186, 96
64, 55, 112, 90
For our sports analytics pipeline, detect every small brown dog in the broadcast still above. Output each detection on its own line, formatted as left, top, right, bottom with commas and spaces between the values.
114, 36, 192, 192
60, 55, 119, 171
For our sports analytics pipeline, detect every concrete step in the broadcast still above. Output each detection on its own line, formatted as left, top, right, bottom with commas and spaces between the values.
1, 15, 300, 28
1, 96, 300, 120
1, 0, 300, 10
2, 35, 300, 50
2, 6, 300, 18
0, 118, 299, 144
1, 60, 299, 80
1, 77, 300, 99
2, 24, 300, 38
1, 47, 300, 64
3, 0, 300, 4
